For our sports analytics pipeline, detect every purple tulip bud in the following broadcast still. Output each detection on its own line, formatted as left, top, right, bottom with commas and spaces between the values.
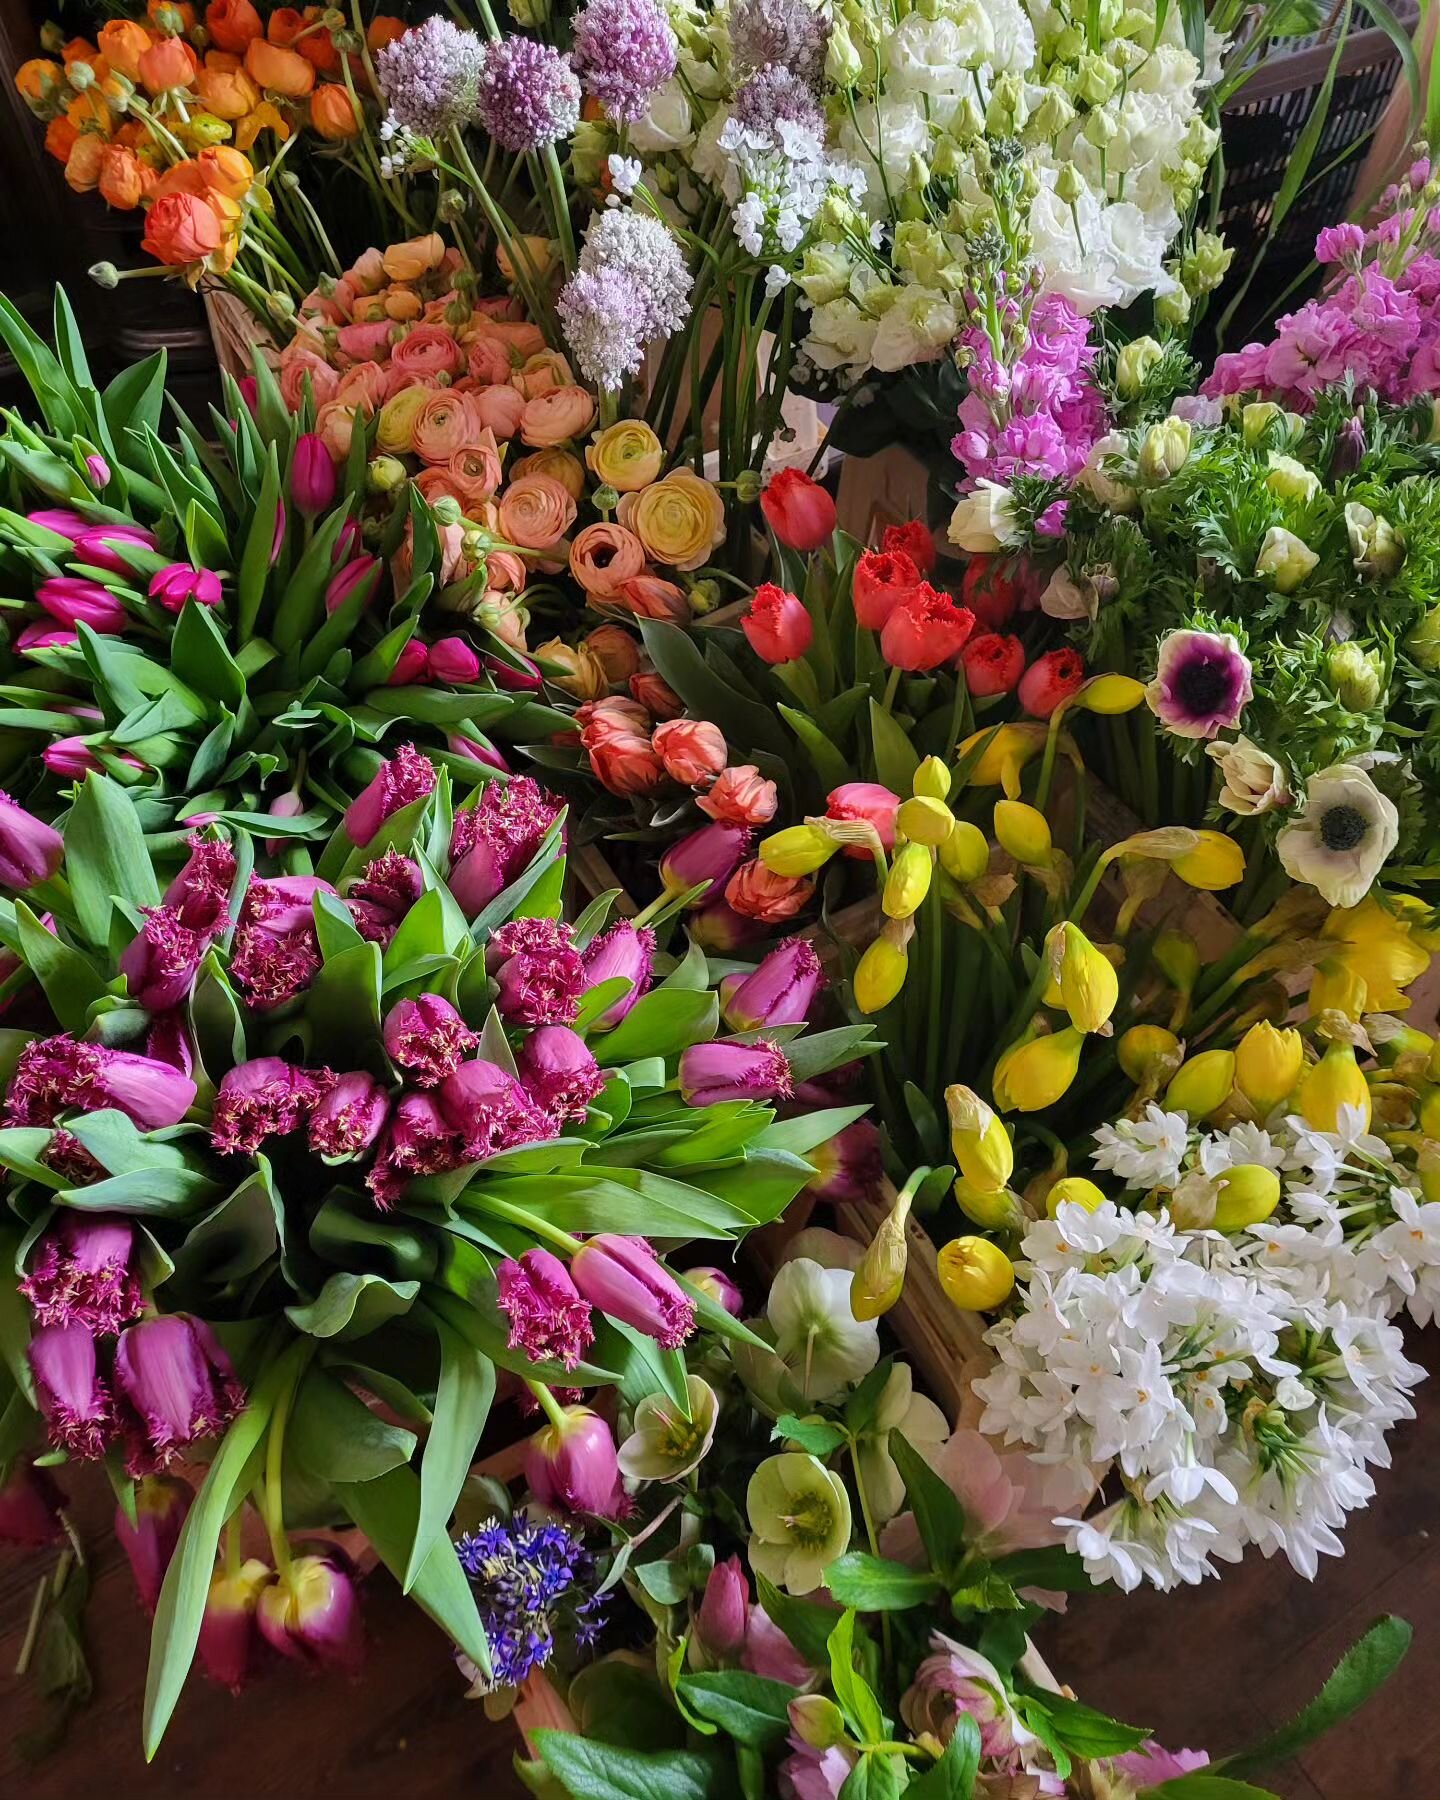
113, 1314, 245, 1474
659, 822, 752, 904
211, 1056, 333, 1155
148, 563, 222, 614
448, 835, 504, 916
1332, 414, 1367, 477
446, 778, 565, 920
291, 433, 339, 516
805, 1119, 883, 1203
428, 636, 480, 685
28, 509, 91, 540
720, 939, 822, 1031
497, 1247, 595, 1370
239, 873, 333, 938
438, 1058, 559, 1161
481, 650, 543, 692
516, 1025, 605, 1122
257, 1552, 365, 1673
679, 1040, 793, 1108
524, 1406, 624, 1517
383, 994, 478, 1087
235, 375, 259, 418
343, 743, 436, 847
17, 621, 77, 652
85, 453, 112, 489
115, 1474, 191, 1613
495, 944, 586, 1027
309, 1071, 390, 1158
120, 904, 209, 1011
366, 1090, 464, 1208
385, 640, 431, 687
29, 1323, 114, 1460
72, 524, 157, 575
163, 834, 237, 932
92, 1048, 198, 1129
0, 791, 63, 890
199, 1557, 272, 1690
0, 1461, 63, 1546
36, 574, 127, 633
696, 1554, 749, 1661
682, 1265, 744, 1317
569, 1235, 696, 1349
580, 920, 655, 1031
271, 500, 287, 565
324, 555, 379, 616
264, 790, 306, 855
446, 732, 508, 772
20, 1212, 143, 1333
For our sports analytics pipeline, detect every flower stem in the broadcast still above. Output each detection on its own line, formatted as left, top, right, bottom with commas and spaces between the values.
525, 1379, 569, 1429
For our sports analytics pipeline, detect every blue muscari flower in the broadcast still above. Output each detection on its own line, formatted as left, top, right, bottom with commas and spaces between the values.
457, 1514, 608, 1688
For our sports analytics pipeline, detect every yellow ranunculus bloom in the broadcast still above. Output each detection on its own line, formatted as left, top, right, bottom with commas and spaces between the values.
585, 419, 664, 493
617, 468, 726, 571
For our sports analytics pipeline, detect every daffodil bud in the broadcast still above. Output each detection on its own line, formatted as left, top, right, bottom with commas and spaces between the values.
760, 824, 837, 878
1211, 1163, 1281, 1231
1418, 1144, 1440, 1203
937, 1235, 1015, 1310
945, 1085, 1013, 1193
1153, 929, 1200, 995
1118, 1023, 1181, 1083
1076, 674, 1145, 714
993, 1026, 1084, 1112
952, 1176, 1024, 1232
1171, 831, 1245, 891
1045, 1175, 1107, 1217
1045, 922, 1119, 1035
1234, 1022, 1304, 1114
913, 756, 951, 801
1138, 417, 1191, 482
1417, 1085, 1440, 1139
851, 1185, 912, 1321
993, 800, 1051, 866
1298, 1040, 1371, 1133
939, 820, 989, 883
854, 923, 910, 1013
1163, 1048, 1236, 1119
883, 842, 933, 918
1255, 525, 1319, 593
1115, 335, 1163, 399
959, 724, 1047, 798
897, 795, 955, 846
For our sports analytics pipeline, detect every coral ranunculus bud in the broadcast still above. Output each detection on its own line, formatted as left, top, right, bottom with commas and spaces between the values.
936, 1236, 1015, 1310
1234, 1021, 1304, 1115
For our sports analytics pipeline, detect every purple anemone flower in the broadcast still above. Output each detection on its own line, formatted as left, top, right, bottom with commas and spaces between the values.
1145, 628, 1254, 741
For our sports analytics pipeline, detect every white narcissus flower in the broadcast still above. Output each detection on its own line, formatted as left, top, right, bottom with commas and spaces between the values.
1207, 736, 1292, 816
766, 1257, 879, 1402
949, 479, 1019, 553
747, 1452, 852, 1593
1276, 763, 1400, 907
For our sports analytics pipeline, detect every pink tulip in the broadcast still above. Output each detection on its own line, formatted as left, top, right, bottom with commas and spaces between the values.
199, 1557, 272, 1690
257, 1552, 366, 1673
659, 822, 751, 903
343, 743, 436, 846
324, 555, 379, 615
385, 640, 431, 686
113, 1314, 245, 1473
678, 1040, 793, 1107
720, 939, 822, 1030
428, 635, 480, 684
0, 791, 63, 889
523, 1407, 624, 1516
148, 563, 222, 613
0, 1462, 63, 1546
36, 574, 127, 633
29, 1323, 113, 1460
569, 1235, 696, 1349
291, 433, 338, 515
115, 1475, 191, 1612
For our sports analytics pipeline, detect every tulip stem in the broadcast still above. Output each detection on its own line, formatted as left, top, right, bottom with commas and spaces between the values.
472, 1193, 583, 1254
15, 1572, 48, 1677
525, 1380, 569, 1430
262, 1341, 314, 1579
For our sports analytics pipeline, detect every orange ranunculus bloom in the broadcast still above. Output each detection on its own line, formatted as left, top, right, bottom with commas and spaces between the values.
195, 61, 258, 118
205, 0, 262, 53
295, 7, 340, 73
98, 143, 156, 209
194, 142, 253, 199
61, 37, 97, 63
67, 91, 115, 136
63, 133, 106, 193
266, 7, 304, 42
138, 35, 198, 93
15, 58, 63, 105
148, 0, 198, 31
44, 116, 79, 162
382, 233, 445, 282
309, 82, 359, 140
244, 37, 314, 97
142, 189, 233, 266
234, 99, 291, 149
366, 16, 405, 50
97, 20, 154, 81
115, 120, 150, 149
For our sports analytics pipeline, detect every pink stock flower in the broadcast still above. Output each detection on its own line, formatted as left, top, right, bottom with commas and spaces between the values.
516, 1024, 605, 1121
115, 1474, 191, 1612
210, 1056, 334, 1155
344, 742, 436, 845
569, 1234, 695, 1348
20, 1214, 143, 1334
679, 1039, 793, 1106
497, 1248, 595, 1369
0, 791, 64, 889
113, 1313, 245, 1474
257, 1553, 366, 1674
383, 993, 478, 1086
29, 1323, 114, 1459
524, 1407, 625, 1517
148, 563, 222, 612
308, 1071, 390, 1158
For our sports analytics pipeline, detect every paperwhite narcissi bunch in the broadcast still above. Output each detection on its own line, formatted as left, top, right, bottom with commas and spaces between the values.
976, 1108, 1431, 1592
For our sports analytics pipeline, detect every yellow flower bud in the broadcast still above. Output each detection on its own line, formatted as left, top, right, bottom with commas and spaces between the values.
1076, 674, 1146, 715
1153, 930, 1200, 995
897, 795, 955, 847
945, 1085, 1013, 1192
1118, 1024, 1181, 1083
1045, 1175, 1107, 1217
1234, 1022, 1304, 1114
993, 1026, 1085, 1113
760, 825, 837, 878
850, 1186, 912, 1321
1308, 959, 1368, 1020
1418, 1086, 1440, 1139
1418, 1144, 1440, 1204
957, 724, 1048, 798
1170, 830, 1245, 891
854, 931, 909, 1013
952, 1176, 1024, 1232
1045, 921, 1119, 1035
993, 800, 1052, 866
883, 842, 933, 919
1298, 1041, 1372, 1134
913, 756, 951, 801
939, 820, 989, 883
1163, 1048, 1236, 1120
937, 1235, 1016, 1310
1210, 1163, 1282, 1231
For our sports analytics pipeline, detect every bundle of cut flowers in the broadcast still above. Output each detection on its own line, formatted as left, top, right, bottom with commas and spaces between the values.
0, 741, 876, 1749
0, 293, 586, 843
451, 1230, 1410, 1799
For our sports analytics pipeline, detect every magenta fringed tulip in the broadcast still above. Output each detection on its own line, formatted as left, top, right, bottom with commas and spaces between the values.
696, 1554, 749, 1661
199, 1557, 272, 1690
37, 574, 128, 633
494, 942, 585, 1027
516, 1025, 605, 1122
683, 1265, 744, 1317
324, 555, 380, 615
29, 1323, 113, 1460
113, 1314, 245, 1473
497, 1247, 595, 1369
0, 791, 64, 890
120, 905, 209, 1011
91, 1048, 197, 1129
524, 1406, 624, 1517
366, 1090, 463, 1208
0, 1461, 63, 1546
428, 635, 480, 684
438, 1058, 558, 1161
386, 640, 431, 687
720, 939, 822, 1030
447, 732, 508, 772
291, 433, 338, 516
569, 1235, 696, 1349
678, 1040, 794, 1107
343, 743, 436, 846
211, 1056, 331, 1155
20, 1212, 143, 1333
309, 1071, 389, 1158
148, 563, 222, 613
659, 822, 751, 902
345, 850, 422, 945
383, 993, 477, 1087
579, 920, 655, 1030
163, 834, 237, 931
257, 1552, 365, 1673
115, 1474, 191, 1613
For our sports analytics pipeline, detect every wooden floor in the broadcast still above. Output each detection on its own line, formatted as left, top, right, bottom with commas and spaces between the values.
3, 1328, 1436, 1797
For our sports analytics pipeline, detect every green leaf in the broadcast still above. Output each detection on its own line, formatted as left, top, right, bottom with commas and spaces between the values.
779, 703, 851, 791
0, 1128, 68, 1189
822, 1552, 943, 1612
774, 1414, 849, 1457
289, 1366, 417, 1484
237, 448, 280, 639
1028, 1692, 1149, 1759
753, 1106, 870, 1157
828, 1609, 885, 1743
907, 1715, 981, 1799
840, 1754, 906, 1800
673, 1671, 795, 1749
63, 1109, 192, 1176
0, 1227, 36, 1401
14, 911, 104, 1036
869, 699, 920, 794
171, 598, 246, 711
638, 619, 788, 757
889, 1430, 968, 1578
783, 1027, 876, 1086
989, 1546, 1093, 1594
58, 1167, 220, 1216
404, 1324, 495, 1592
1143, 1782, 1279, 1800
61, 773, 160, 948
754, 1570, 832, 1668
306, 939, 383, 1067
533, 1733, 731, 1800
285, 1271, 419, 1339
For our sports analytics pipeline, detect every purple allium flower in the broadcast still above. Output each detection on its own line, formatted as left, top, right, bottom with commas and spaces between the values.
720, 938, 822, 1030
476, 36, 581, 152
345, 743, 437, 848
20, 1213, 143, 1334
497, 1247, 595, 1369
570, 0, 676, 124
1145, 628, 1253, 741
377, 16, 487, 136
678, 1039, 793, 1106
29, 1322, 114, 1460
524, 1406, 624, 1517
580, 920, 655, 1029
728, 0, 830, 87
456, 1514, 608, 1687
733, 65, 823, 136
211, 1056, 335, 1155
438, 1058, 560, 1161
383, 993, 479, 1087
257, 1553, 366, 1674
114, 1313, 245, 1475
558, 208, 693, 392
569, 1234, 696, 1348
0, 790, 64, 891
308, 1071, 390, 1159
516, 1025, 605, 1122
345, 848, 423, 945
367, 1091, 465, 1208
556, 265, 653, 393
115, 1474, 190, 1613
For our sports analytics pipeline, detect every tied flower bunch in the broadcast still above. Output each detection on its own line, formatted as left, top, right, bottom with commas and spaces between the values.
0, 743, 875, 1750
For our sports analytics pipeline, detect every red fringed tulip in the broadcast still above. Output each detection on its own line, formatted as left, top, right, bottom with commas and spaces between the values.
256, 1553, 365, 1673
961, 632, 1025, 697
720, 939, 822, 1030
37, 575, 128, 633
570, 1235, 696, 1348
0, 792, 64, 890
148, 564, 222, 613
20, 1212, 143, 1333
115, 1474, 191, 1612
200, 1557, 272, 1690
741, 583, 812, 664
29, 1323, 113, 1460
343, 743, 436, 846
881, 518, 936, 575
580, 920, 655, 1029
852, 549, 920, 630
660, 822, 752, 902
291, 432, 338, 515
679, 1040, 794, 1106
0, 1461, 63, 1546
880, 583, 975, 672
524, 1406, 624, 1516
113, 1314, 245, 1473
759, 468, 836, 551
961, 554, 1021, 631
695, 1554, 749, 1661
497, 1247, 595, 1370
1019, 648, 1086, 718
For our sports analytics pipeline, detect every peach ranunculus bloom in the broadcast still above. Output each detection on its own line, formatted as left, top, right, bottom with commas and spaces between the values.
97, 144, 154, 210
725, 860, 814, 923
696, 764, 778, 826
137, 34, 198, 93
63, 133, 106, 194
448, 431, 504, 504
278, 348, 340, 411
510, 350, 574, 399
309, 81, 359, 139
467, 335, 514, 386
382, 233, 445, 283
332, 361, 389, 415
412, 467, 474, 513
383, 287, 423, 322
205, 0, 263, 54
411, 390, 475, 466
509, 448, 584, 500
481, 320, 545, 359
583, 623, 641, 685
483, 550, 529, 594
141, 190, 240, 274
195, 60, 259, 118
568, 522, 647, 598
465, 384, 526, 441
97, 19, 154, 80
243, 37, 314, 96
497, 473, 577, 552
313, 400, 360, 462
389, 322, 464, 382
519, 385, 597, 448
335, 318, 396, 364
618, 468, 726, 571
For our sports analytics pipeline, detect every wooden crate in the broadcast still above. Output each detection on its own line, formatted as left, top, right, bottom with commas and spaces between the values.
203, 284, 279, 383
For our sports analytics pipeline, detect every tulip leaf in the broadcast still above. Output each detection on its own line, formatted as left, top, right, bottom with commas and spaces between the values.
289, 1366, 417, 1484
673, 1672, 795, 1749
305, 939, 384, 1069
57, 1166, 222, 1216
905, 1715, 981, 1798
682, 1149, 816, 1227
638, 618, 788, 757
574, 977, 633, 1034
596, 1319, 692, 1418
171, 598, 246, 711
236, 447, 281, 640
588, 988, 719, 1064
1142, 1783, 1279, 1799
753, 1105, 870, 1157
869, 698, 920, 795
0, 1128, 70, 1190
286, 1271, 419, 1339
62, 773, 160, 949
783, 1025, 878, 1085
168, 1171, 280, 1288
403, 1324, 496, 1592
63, 1109, 193, 1176
780, 702, 851, 792
828, 1609, 886, 1744
532, 1733, 732, 1800
0, 1226, 36, 1401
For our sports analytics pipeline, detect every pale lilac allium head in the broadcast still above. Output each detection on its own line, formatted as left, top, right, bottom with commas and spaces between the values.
733, 65, 824, 136
729, 0, 830, 87
476, 37, 581, 153
570, 0, 677, 124
557, 265, 653, 392
377, 17, 487, 136
559, 209, 693, 391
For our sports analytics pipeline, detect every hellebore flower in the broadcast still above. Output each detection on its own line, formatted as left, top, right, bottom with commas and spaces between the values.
660, 821, 752, 901
524, 1406, 624, 1517
20, 1212, 144, 1333
199, 1556, 273, 1690
257, 1552, 366, 1673
746, 1453, 852, 1594
766, 1257, 879, 1402
694, 1553, 749, 1662
113, 1314, 245, 1472
1146, 628, 1253, 741
0, 791, 64, 890
211, 1056, 332, 1155
743, 1607, 817, 1686
759, 469, 836, 552
343, 743, 436, 846
679, 1038, 793, 1106
0, 1461, 63, 1546
383, 993, 478, 1087
616, 1374, 719, 1482
1276, 762, 1400, 908
516, 1024, 605, 1122
36, 574, 128, 633
570, 1234, 696, 1348
497, 1248, 595, 1371
720, 939, 822, 1030
148, 563, 222, 612
29, 1322, 113, 1459
683, 1264, 744, 1316
115, 1474, 191, 1612
290, 432, 338, 515
308, 1071, 389, 1158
